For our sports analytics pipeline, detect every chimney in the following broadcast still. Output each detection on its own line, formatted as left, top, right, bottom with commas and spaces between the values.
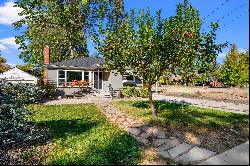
43, 45, 50, 85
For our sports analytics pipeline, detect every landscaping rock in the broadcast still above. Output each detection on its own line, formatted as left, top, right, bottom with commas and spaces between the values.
177, 147, 216, 165
168, 143, 192, 158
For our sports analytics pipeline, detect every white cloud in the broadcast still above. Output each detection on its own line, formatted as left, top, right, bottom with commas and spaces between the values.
0, 37, 19, 51
238, 48, 247, 53
0, 43, 8, 50
218, 52, 227, 58
0, 1, 23, 26
7, 63, 17, 67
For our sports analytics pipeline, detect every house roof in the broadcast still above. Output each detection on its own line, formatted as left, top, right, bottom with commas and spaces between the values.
46, 57, 106, 70
0, 68, 38, 81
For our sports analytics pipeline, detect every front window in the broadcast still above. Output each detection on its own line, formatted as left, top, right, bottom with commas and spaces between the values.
122, 73, 135, 83
67, 71, 82, 82
84, 72, 89, 81
58, 70, 91, 87
58, 70, 66, 86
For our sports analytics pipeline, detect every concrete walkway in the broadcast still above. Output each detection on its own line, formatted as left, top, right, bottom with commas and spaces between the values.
153, 94, 249, 115
198, 141, 249, 165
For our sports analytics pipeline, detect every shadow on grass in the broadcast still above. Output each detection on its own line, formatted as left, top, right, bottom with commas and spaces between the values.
35, 118, 100, 140
132, 100, 189, 111
49, 132, 141, 165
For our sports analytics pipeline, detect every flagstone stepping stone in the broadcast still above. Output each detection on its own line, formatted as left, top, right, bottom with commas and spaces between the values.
107, 109, 116, 114
157, 139, 180, 151
130, 123, 145, 128
153, 130, 166, 139
158, 150, 171, 159
176, 147, 216, 165
168, 143, 193, 158
106, 114, 112, 118
110, 117, 118, 121
139, 132, 151, 139
153, 139, 172, 148
138, 137, 150, 146
122, 121, 130, 127
127, 128, 141, 136
126, 118, 135, 124
117, 117, 126, 123
142, 126, 154, 134
141, 125, 150, 132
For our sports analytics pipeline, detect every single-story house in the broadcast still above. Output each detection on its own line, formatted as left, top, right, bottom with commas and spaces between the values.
0, 67, 38, 84
43, 46, 142, 96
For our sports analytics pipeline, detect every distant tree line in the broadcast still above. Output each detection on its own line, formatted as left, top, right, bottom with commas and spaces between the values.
159, 44, 249, 87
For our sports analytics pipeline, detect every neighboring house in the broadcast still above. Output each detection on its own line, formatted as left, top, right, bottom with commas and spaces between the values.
43, 46, 142, 96
0, 67, 38, 84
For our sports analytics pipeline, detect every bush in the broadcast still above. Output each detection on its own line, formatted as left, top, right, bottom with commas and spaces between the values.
121, 86, 139, 97
121, 86, 149, 98
139, 86, 149, 98
0, 83, 50, 149
38, 84, 57, 100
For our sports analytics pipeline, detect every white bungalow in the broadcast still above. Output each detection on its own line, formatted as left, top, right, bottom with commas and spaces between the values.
0, 67, 38, 84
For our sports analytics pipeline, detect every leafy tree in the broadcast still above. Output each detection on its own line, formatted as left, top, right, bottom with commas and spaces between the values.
16, 64, 34, 74
217, 45, 246, 86
0, 52, 10, 73
94, 0, 226, 119
13, 0, 124, 65
239, 50, 249, 86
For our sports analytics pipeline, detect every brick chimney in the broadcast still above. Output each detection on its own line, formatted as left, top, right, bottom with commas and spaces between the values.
43, 45, 50, 85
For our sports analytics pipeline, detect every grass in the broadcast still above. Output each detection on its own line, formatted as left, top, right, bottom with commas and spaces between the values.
26, 104, 142, 165
113, 100, 249, 152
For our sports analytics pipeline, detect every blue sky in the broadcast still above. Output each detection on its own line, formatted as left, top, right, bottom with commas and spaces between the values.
0, 0, 249, 66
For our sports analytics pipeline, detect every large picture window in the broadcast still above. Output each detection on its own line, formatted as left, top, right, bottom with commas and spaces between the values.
57, 70, 92, 87
67, 71, 82, 82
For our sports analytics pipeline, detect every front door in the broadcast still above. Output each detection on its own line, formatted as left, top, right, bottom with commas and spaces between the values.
94, 72, 103, 90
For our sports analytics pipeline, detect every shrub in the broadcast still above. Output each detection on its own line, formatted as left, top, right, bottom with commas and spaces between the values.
139, 86, 149, 98
0, 83, 50, 149
121, 86, 139, 97
38, 84, 57, 100
121, 86, 149, 98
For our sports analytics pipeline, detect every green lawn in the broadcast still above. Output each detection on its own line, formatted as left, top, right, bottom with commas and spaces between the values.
26, 104, 142, 165
113, 100, 249, 152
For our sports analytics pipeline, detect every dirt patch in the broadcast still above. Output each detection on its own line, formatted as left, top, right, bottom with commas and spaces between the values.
0, 142, 52, 165
157, 85, 249, 104
139, 147, 177, 165
160, 124, 249, 154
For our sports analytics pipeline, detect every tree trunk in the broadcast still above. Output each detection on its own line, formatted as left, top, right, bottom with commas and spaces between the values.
148, 84, 157, 119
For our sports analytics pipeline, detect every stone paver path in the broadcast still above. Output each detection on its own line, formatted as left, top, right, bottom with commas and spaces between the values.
96, 101, 222, 165
153, 94, 249, 115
